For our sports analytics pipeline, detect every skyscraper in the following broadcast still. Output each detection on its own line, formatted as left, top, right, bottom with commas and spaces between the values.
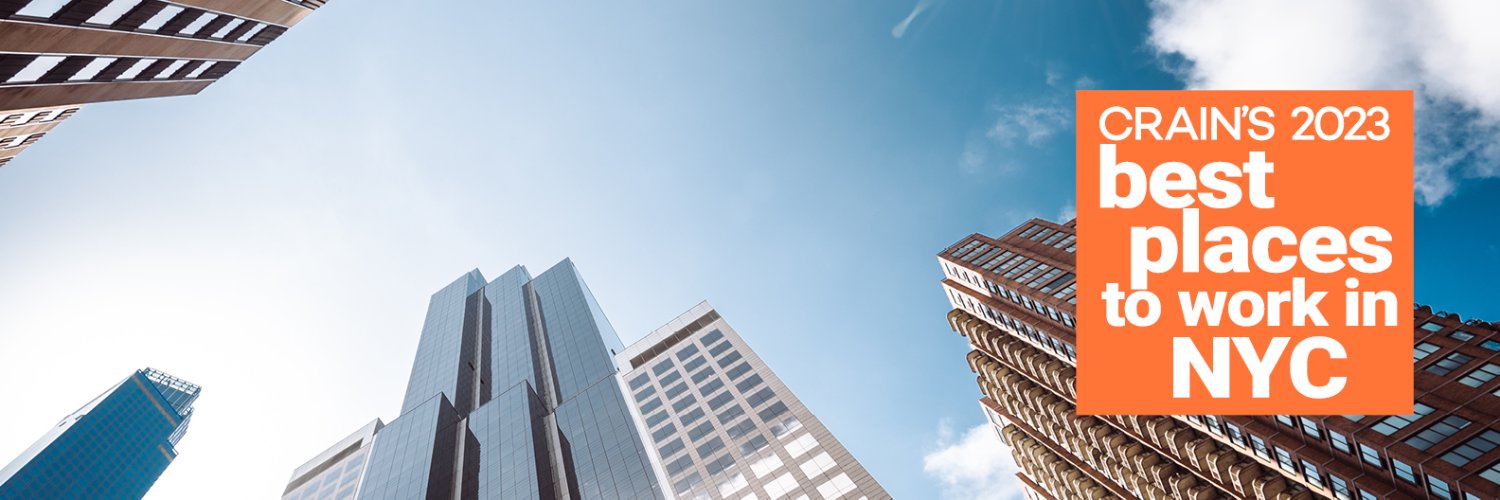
0, 367, 200, 499
283, 419, 383, 500
0, 0, 330, 168
294, 260, 664, 500
616, 301, 890, 500
938, 218, 1500, 500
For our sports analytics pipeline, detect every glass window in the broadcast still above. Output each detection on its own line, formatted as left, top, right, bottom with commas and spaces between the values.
209, 17, 246, 38
706, 392, 733, 410
700, 329, 725, 345
139, 4, 185, 31
698, 378, 725, 397
1406, 415, 1472, 451
1392, 459, 1417, 483
68, 57, 118, 82
666, 455, 693, 475
705, 453, 736, 475
1329, 474, 1353, 500
628, 373, 650, 390
745, 387, 775, 408
185, 61, 216, 79
676, 343, 701, 360
683, 355, 707, 373
716, 404, 745, 424
659, 371, 682, 387
652, 423, 677, 442
652, 359, 676, 375
1329, 430, 1352, 453
640, 398, 662, 414
1482, 459, 1500, 486
690, 367, 715, 384
726, 363, 752, 380
1301, 460, 1324, 487
1451, 330, 1477, 341
1372, 403, 1435, 435
1276, 415, 1297, 427
717, 351, 743, 367
1459, 363, 1500, 387
1250, 435, 1271, 459
16, 0, 70, 17
7, 56, 65, 83
1428, 352, 1476, 376
687, 421, 714, 442
758, 401, 789, 422
680, 408, 706, 426
663, 382, 689, 400
1273, 447, 1297, 473
1420, 321, 1445, 332
1299, 417, 1323, 438
646, 411, 670, 428
85, 0, 142, 25
178, 12, 218, 35
1442, 429, 1500, 467
1483, 339, 1500, 351
1428, 475, 1452, 499
634, 385, 657, 402
739, 435, 770, 456
735, 374, 764, 393
1358, 443, 1384, 468
658, 438, 685, 458
801, 452, 837, 480
750, 453, 784, 479
726, 418, 756, 439
671, 394, 697, 412
1415, 342, 1441, 360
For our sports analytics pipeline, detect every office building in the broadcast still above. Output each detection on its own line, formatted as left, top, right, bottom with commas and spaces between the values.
0, 367, 200, 499
0, 0, 329, 167
283, 419, 383, 500
617, 301, 890, 500
938, 218, 1500, 500
293, 260, 664, 500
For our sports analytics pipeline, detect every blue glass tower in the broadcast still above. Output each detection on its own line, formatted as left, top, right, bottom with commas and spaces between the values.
354, 259, 662, 500
0, 368, 200, 500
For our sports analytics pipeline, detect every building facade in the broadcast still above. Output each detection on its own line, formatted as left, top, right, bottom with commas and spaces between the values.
283, 419, 383, 500
0, 0, 328, 167
0, 367, 200, 499
292, 260, 664, 500
616, 301, 889, 500
938, 218, 1500, 500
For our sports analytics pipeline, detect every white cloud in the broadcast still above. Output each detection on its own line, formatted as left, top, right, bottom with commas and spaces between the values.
923, 420, 1025, 500
892, 0, 935, 38
1145, 0, 1500, 205
987, 103, 1071, 147
1057, 200, 1076, 222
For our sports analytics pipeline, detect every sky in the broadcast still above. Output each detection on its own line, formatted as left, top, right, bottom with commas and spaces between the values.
0, 1, 1497, 499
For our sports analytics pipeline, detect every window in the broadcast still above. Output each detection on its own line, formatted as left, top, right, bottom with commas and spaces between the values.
690, 367, 715, 384
652, 424, 677, 442
1405, 415, 1472, 451
736, 374, 764, 393
1415, 342, 1441, 361
764, 471, 798, 499
1250, 435, 1271, 459
1428, 475, 1452, 499
1441, 429, 1500, 467
666, 455, 693, 475
706, 392, 733, 410
787, 433, 820, 458
717, 404, 745, 424
673, 472, 701, 494
1273, 447, 1298, 473
739, 435, 770, 456
16, 0, 69, 17
7, 56, 65, 83
758, 402, 789, 422
705, 453, 735, 475
726, 363, 753, 380
817, 473, 857, 500
1225, 423, 1246, 446
1459, 363, 1500, 387
178, 12, 219, 35
640, 398, 663, 414
69, 57, 118, 82
140, 5, 186, 31
672, 395, 698, 412
1451, 330, 1477, 341
646, 411, 670, 428
659, 371, 683, 387
683, 356, 707, 373
726, 418, 756, 439
677, 343, 701, 360
1483, 339, 1500, 351
1299, 417, 1323, 438
185, 61, 216, 79
717, 473, 748, 496
1358, 443, 1384, 468
1329, 475, 1353, 500
800, 452, 837, 479
717, 351, 744, 367
686, 421, 715, 442
659, 438, 685, 458
86, 0, 144, 25
746, 387, 776, 408
1428, 352, 1476, 376
653, 359, 676, 375
750, 453, 784, 478
698, 379, 725, 397
701, 329, 725, 345
1482, 460, 1500, 486
628, 373, 650, 390
1420, 321, 1445, 332
1392, 459, 1417, 483
1372, 403, 1435, 435
680, 408, 706, 426
771, 416, 803, 438
1329, 430, 1353, 453
1301, 460, 1324, 487
1276, 415, 1297, 427
664, 382, 688, 400
210, 17, 246, 39
696, 436, 725, 457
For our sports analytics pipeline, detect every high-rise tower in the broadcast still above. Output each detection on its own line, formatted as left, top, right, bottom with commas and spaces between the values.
293, 260, 663, 500
0, 0, 330, 168
939, 218, 1500, 500
0, 367, 200, 499
616, 302, 890, 500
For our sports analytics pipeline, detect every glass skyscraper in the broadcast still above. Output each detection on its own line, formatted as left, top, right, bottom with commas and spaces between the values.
299, 259, 663, 500
0, 367, 200, 500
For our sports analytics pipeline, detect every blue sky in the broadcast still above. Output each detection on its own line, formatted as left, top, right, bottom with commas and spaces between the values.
0, 1, 1497, 499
